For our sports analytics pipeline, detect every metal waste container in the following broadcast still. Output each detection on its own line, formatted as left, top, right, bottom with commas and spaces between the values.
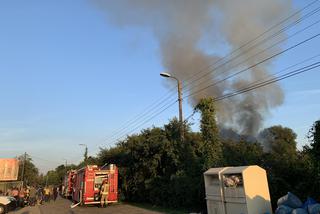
204, 167, 229, 214
221, 166, 272, 214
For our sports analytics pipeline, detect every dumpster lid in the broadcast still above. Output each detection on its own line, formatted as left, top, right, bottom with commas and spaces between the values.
204, 167, 229, 175
222, 165, 262, 174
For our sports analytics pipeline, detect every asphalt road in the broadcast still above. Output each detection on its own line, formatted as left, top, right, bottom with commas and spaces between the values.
11, 197, 163, 214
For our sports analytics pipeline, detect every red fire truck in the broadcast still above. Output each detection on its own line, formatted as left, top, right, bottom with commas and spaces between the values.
72, 164, 118, 205
63, 170, 76, 198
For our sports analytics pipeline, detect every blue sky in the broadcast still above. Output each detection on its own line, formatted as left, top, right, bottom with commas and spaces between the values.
0, 0, 319, 172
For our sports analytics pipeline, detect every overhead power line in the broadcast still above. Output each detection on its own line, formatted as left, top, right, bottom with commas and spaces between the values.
182, 0, 320, 88
108, 60, 320, 146
101, 0, 320, 146
183, 53, 320, 122
107, 55, 320, 145
107, 91, 176, 140
107, 100, 178, 145
30, 155, 62, 165
108, 96, 178, 142
184, 31, 320, 99
105, 14, 320, 144
213, 62, 320, 102
183, 6, 320, 95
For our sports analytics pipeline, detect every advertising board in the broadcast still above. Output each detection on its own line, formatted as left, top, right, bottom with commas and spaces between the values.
0, 159, 19, 181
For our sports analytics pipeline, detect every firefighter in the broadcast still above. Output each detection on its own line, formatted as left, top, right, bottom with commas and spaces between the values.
100, 178, 109, 208
36, 186, 44, 205
53, 186, 58, 201
44, 186, 50, 202
29, 186, 36, 206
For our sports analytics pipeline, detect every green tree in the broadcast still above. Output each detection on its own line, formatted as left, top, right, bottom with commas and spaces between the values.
96, 119, 205, 211
17, 154, 40, 186
222, 140, 264, 166
84, 147, 88, 162
307, 120, 320, 169
259, 126, 303, 208
78, 156, 97, 168
259, 125, 297, 156
195, 97, 222, 169
44, 170, 59, 186
304, 120, 320, 198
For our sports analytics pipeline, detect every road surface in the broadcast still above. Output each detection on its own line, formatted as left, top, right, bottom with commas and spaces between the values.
11, 197, 163, 214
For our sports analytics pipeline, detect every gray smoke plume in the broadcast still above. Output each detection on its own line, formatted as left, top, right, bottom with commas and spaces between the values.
92, 0, 294, 136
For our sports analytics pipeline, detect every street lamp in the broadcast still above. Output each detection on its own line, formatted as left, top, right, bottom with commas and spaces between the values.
160, 72, 184, 142
63, 158, 68, 168
79, 144, 88, 162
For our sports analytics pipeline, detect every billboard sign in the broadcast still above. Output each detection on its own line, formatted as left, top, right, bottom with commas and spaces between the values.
0, 159, 19, 181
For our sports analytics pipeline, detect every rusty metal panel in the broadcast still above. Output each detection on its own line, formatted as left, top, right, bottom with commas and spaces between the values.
0, 159, 19, 181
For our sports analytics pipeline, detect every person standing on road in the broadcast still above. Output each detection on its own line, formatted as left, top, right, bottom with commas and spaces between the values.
53, 186, 58, 201
29, 186, 36, 206
11, 187, 19, 200
49, 186, 53, 202
36, 186, 44, 205
11, 187, 19, 207
18, 188, 25, 207
100, 178, 109, 208
44, 186, 50, 202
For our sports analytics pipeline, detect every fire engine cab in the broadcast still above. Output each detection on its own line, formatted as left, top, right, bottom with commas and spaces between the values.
72, 164, 118, 205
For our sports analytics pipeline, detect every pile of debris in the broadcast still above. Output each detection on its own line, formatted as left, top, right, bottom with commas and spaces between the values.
276, 192, 320, 214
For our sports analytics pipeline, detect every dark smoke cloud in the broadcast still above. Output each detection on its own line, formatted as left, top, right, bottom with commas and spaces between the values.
92, 0, 294, 136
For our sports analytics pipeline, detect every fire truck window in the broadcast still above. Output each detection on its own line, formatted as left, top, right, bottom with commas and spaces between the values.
94, 175, 108, 186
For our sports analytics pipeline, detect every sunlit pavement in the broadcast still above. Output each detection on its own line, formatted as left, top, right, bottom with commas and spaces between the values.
10, 197, 162, 214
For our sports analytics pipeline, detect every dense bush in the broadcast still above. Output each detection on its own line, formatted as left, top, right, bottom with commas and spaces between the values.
94, 98, 319, 212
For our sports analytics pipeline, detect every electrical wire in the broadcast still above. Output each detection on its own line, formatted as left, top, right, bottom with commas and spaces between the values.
183, 7, 320, 95
212, 62, 320, 102
107, 100, 178, 145
108, 60, 320, 146
182, 0, 320, 88
106, 88, 177, 139
100, 0, 320, 146
108, 97, 178, 142
107, 92, 177, 142
184, 31, 320, 99
183, 53, 320, 121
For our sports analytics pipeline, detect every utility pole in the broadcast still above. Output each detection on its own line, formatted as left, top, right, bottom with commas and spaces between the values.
79, 144, 88, 163
21, 152, 27, 188
177, 78, 184, 142
160, 72, 184, 142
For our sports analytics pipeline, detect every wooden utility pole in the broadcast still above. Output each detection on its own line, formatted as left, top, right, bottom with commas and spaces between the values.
45, 174, 48, 187
177, 79, 184, 142
21, 152, 27, 187
160, 72, 184, 143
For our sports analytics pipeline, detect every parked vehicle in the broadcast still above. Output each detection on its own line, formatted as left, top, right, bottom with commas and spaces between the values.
72, 164, 118, 205
0, 196, 16, 214
62, 170, 76, 198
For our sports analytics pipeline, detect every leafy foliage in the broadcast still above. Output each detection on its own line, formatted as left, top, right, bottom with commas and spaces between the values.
40, 100, 319, 212
307, 120, 320, 168
195, 98, 223, 169
17, 154, 40, 186
305, 120, 320, 200
42, 164, 77, 186
95, 101, 320, 212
